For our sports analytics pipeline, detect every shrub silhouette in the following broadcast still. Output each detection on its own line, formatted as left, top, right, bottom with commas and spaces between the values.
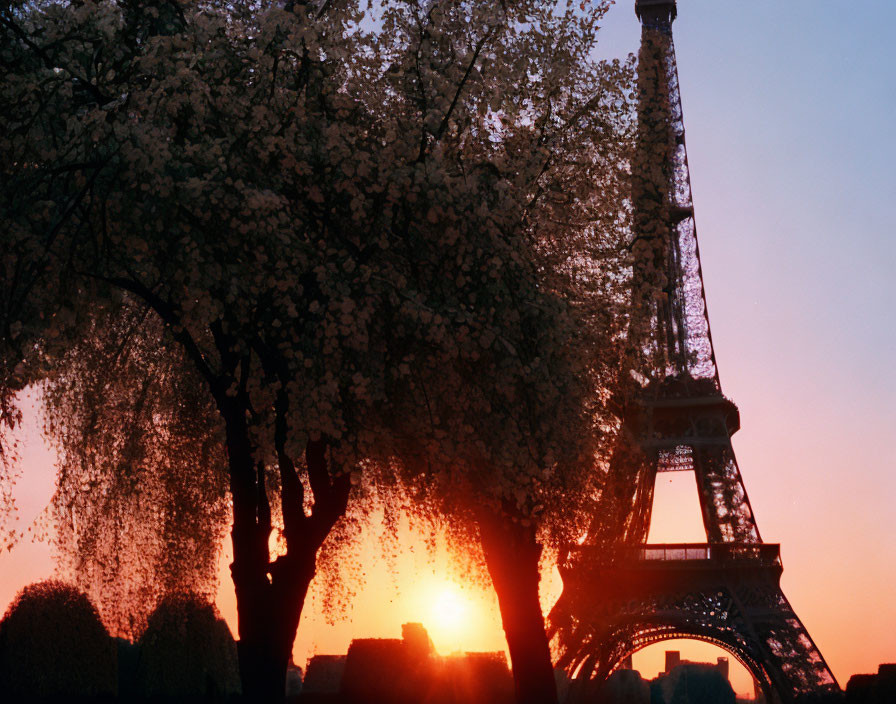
136, 592, 239, 700
599, 669, 650, 704
0, 579, 116, 699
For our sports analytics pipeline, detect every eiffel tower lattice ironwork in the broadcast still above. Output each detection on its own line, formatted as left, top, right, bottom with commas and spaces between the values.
548, 2, 841, 702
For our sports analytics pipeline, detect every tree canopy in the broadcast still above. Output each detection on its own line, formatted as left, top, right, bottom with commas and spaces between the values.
1, 0, 637, 699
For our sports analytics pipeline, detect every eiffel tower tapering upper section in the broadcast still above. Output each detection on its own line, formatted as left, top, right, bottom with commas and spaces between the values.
629, 0, 720, 389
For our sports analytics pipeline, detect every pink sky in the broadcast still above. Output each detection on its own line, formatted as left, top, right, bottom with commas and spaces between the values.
2, 2, 895, 700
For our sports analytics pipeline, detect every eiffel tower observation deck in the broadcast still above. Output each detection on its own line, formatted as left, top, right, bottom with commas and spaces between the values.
548, 2, 842, 702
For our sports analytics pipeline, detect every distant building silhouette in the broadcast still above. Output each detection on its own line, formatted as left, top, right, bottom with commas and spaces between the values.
303, 654, 347, 696
662, 650, 729, 682
401, 622, 435, 656
845, 664, 896, 704
301, 623, 512, 704
341, 633, 427, 703
564, 650, 737, 704
648, 650, 736, 704
433, 651, 514, 704
653, 663, 736, 704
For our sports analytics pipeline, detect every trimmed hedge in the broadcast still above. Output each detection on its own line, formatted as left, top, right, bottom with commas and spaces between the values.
136, 592, 240, 700
0, 579, 116, 699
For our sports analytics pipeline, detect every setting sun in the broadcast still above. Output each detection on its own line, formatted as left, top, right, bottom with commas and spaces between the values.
416, 580, 481, 653
429, 585, 468, 635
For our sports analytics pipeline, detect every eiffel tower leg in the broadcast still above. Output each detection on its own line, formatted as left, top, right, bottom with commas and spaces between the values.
693, 441, 761, 543
731, 582, 841, 703
586, 431, 659, 548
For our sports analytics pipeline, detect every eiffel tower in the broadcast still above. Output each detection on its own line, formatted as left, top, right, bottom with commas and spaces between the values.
548, 2, 841, 702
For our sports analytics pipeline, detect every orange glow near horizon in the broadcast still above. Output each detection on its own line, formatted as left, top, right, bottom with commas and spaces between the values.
289, 536, 511, 661
1, 392, 893, 701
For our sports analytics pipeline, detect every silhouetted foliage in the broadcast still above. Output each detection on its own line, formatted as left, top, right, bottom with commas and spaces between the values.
45, 304, 229, 639
0, 579, 116, 700
135, 592, 240, 701
1, 1, 634, 700
598, 669, 651, 704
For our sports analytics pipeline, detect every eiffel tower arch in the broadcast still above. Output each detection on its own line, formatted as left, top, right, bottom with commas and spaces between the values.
548, 3, 841, 702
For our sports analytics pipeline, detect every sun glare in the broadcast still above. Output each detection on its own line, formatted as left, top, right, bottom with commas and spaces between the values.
431, 586, 467, 627
419, 581, 476, 652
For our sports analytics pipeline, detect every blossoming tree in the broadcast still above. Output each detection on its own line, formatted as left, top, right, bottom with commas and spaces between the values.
1, 1, 634, 701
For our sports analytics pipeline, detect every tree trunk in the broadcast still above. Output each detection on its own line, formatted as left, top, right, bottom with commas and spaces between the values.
232, 556, 315, 703
223, 406, 349, 703
235, 631, 290, 703
479, 513, 559, 704
223, 408, 317, 703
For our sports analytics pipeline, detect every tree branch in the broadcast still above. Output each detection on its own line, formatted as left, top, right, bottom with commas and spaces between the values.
274, 386, 306, 550
257, 460, 272, 545
87, 274, 221, 396
305, 438, 331, 502
0, 13, 111, 107
433, 26, 496, 144
305, 440, 351, 539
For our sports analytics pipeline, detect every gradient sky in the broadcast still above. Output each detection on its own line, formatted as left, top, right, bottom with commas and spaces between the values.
1, 1, 894, 699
